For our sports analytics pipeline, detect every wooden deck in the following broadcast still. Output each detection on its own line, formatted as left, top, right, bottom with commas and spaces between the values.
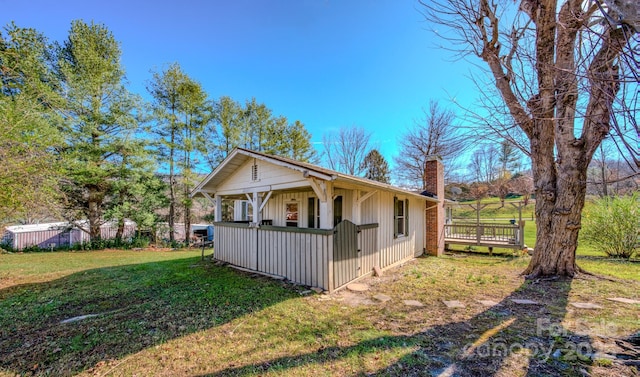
444, 222, 524, 249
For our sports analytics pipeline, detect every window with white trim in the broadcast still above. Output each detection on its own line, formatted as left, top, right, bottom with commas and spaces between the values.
394, 197, 409, 238
286, 202, 299, 227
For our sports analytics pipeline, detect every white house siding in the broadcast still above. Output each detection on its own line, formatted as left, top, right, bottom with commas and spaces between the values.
358, 225, 379, 275
217, 158, 308, 194
260, 189, 354, 229
377, 191, 426, 268
261, 191, 315, 228
360, 191, 380, 224
215, 225, 258, 270
334, 189, 353, 222
214, 222, 333, 290
257, 228, 331, 288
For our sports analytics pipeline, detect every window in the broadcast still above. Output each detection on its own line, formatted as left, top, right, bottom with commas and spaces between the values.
308, 198, 320, 228
234, 200, 252, 222
394, 197, 409, 238
286, 202, 299, 227
333, 195, 343, 226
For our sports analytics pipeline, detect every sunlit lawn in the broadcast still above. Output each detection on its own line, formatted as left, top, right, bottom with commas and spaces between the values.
0, 249, 638, 376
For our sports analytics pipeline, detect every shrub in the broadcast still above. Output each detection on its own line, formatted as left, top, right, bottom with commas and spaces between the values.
581, 193, 639, 259
130, 237, 150, 248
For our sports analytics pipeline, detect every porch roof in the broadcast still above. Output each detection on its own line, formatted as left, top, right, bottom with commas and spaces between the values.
191, 148, 439, 202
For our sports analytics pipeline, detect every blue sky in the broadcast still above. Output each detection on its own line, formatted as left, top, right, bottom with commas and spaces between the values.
3, 0, 480, 170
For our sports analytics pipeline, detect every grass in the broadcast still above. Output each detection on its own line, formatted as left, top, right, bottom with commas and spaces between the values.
1, 250, 638, 376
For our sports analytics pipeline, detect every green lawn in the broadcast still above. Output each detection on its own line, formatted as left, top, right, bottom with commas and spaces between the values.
0, 250, 638, 376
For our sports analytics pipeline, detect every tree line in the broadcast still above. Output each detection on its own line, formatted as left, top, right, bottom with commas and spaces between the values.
1, 18, 478, 242
0, 20, 315, 242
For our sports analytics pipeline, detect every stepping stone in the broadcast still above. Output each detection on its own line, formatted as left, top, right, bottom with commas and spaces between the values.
511, 299, 539, 305
443, 300, 465, 308
403, 300, 424, 307
570, 302, 603, 309
373, 294, 391, 303
607, 297, 640, 304
476, 300, 500, 307
346, 283, 369, 292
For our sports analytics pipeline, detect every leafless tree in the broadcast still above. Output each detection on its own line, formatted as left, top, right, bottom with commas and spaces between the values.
322, 126, 371, 176
421, 0, 639, 277
394, 100, 467, 190
469, 145, 499, 183
511, 173, 534, 205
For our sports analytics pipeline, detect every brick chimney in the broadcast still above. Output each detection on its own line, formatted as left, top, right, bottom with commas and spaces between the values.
425, 157, 444, 256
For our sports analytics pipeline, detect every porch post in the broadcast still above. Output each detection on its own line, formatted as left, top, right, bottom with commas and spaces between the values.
319, 182, 334, 229
214, 194, 222, 222
352, 190, 361, 225
252, 191, 262, 225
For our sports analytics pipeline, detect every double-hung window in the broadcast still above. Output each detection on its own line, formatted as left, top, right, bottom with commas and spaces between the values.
394, 197, 409, 238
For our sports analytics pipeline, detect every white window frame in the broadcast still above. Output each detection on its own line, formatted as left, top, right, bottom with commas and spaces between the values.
394, 197, 409, 238
285, 201, 299, 227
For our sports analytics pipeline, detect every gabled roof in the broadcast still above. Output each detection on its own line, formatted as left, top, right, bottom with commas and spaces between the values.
192, 147, 438, 202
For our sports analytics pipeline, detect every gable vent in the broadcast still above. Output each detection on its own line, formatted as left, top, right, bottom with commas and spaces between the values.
251, 161, 258, 181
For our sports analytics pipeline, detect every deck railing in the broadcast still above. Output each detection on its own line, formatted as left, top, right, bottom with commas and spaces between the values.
444, 222, 523, 248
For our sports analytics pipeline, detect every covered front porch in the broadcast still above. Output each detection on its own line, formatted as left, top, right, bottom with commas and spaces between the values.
192, 148, 434, 292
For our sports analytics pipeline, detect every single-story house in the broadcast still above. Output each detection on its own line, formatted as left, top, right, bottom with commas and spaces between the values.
192, 148, 444, 292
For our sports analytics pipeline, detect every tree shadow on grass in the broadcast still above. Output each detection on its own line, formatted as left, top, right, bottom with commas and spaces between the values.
0, 256, 299, 376
203, 278, 603, 376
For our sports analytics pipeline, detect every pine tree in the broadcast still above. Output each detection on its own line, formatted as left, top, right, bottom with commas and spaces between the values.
360, 149, 391, 183
57, 20, 144, 241
0, 23, 63, 225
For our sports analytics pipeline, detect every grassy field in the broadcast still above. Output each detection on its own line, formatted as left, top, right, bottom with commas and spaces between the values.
0, 249, 638, 376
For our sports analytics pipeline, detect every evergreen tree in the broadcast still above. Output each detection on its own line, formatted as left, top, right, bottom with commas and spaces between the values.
177, 76, 211, 242
207, 96, 241, 167
148, 63, 211, 242
208, 96, 316, 165
57, 20, 144, 241
286, 120, 316, 162
360, 149, 391, 183
0, 23, 63, 225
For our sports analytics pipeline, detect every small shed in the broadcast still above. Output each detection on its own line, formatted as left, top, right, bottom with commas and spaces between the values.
192, 148, 445, 292
1, 220, 136, 251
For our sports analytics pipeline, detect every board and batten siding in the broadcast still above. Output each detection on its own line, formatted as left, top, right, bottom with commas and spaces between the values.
260, 189, 354, 228
358, 225, 379, 276
376, 191, 426, 268
257, 227, 331, 288
214, 222, 332, 290
214, 224, 258, 270
261, 191, 313, 228
216, 158, 308, 194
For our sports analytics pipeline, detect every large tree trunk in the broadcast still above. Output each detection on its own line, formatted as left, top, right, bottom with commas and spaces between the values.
523, 154, 587, 277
